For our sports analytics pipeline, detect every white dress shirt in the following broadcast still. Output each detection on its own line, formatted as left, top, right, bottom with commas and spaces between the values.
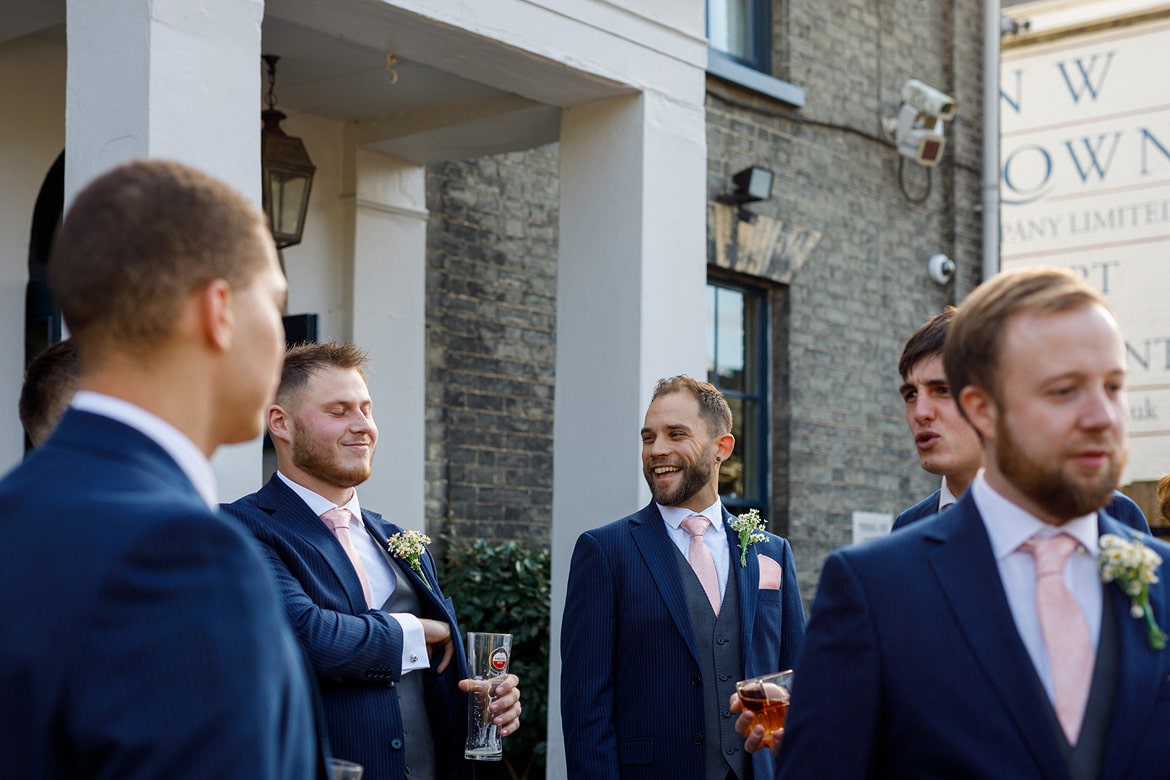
971, 472, 1102, 704
71, 391, 218, 509
277, 473, 429, 674
660, 500, 731, 602
938, 476, 960, 512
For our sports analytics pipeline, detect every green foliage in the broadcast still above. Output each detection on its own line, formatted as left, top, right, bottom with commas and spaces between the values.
440, 532, 550, 780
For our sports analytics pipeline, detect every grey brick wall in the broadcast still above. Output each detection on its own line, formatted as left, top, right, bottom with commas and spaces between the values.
424, 146, 559, 546
421, 0, 985, 605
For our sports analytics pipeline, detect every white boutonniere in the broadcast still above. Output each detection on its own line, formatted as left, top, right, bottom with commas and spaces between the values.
729, 508, 767, 568
1099, 533, 1166, 650
387, 529, 434, 591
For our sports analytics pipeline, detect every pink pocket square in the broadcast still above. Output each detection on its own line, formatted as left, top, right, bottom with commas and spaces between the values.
758, 554, 782, 590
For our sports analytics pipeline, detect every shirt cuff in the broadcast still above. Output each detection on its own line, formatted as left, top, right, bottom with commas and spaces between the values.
389, 613, 430, 674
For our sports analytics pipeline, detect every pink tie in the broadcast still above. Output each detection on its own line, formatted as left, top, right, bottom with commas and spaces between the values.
681, 514, 721, 616
1020, 533, 1095, 745
321, 508, 373, 609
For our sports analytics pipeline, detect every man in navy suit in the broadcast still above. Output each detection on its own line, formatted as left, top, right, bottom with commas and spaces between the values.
224, 342, 522, 780
758, 266, 1170, 778
562, 375, 805, 780
0, 160, 319, 779
893, 307, 1149, 534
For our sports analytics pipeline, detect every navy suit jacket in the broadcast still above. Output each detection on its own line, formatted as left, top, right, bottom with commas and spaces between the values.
224, 474, 471, 780
893, 488, 1152, 534
561, 502, 806, 780
0, 410, 317, 780
777, 492, 1170, 779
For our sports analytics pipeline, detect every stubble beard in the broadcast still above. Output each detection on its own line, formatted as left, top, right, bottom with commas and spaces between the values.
291, 431, 373, 490
995, 416, 1124, 522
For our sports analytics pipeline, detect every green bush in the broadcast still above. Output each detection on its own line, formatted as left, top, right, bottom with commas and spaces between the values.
440, 532, 550, 780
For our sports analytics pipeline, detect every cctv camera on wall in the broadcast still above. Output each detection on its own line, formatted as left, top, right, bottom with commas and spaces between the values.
892, 103, 946, 167
901, 79, 956, 121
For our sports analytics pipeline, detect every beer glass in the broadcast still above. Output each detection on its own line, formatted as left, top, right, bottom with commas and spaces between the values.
327, 758, 363, 780
464, 632, 512, 760
735, 669, 793, 748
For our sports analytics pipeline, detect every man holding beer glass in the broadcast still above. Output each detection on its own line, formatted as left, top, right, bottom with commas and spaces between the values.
562, 376, 806, 780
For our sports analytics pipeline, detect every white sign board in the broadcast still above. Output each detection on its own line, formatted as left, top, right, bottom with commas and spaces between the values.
1000, 16, 1170, 482
852, 511, 894, 544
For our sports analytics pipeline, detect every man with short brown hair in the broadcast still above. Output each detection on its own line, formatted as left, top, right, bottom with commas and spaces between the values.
767, 266, 1170, 779
19, 338, 80, 447
0, 160, 318, 780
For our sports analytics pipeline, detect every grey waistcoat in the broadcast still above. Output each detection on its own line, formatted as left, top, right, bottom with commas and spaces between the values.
380, 555, 438, 780
675, 544, 748, 780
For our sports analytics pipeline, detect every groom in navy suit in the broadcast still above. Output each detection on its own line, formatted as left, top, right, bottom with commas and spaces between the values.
761, 267, 1170, 778
224, 341, 522, 780
0, 160, 319, 779
562, 375, 805, 780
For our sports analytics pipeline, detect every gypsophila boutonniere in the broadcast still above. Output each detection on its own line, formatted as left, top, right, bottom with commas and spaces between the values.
1099, 533, 1166, 651
387, 529, 433, 591
729, 508, 767, 568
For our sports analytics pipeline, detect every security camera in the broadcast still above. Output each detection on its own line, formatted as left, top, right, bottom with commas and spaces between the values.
928, 253, 956, 285
901, 79, 957, 121
892, 103, 946, 167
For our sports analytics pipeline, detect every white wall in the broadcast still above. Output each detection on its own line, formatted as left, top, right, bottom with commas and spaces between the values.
0, 35, 66, 474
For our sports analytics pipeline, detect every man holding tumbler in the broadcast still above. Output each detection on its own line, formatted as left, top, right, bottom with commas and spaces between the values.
224, 341, 521, 780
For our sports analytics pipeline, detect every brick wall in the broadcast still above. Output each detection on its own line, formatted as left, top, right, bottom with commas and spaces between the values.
424, 146, 559, 546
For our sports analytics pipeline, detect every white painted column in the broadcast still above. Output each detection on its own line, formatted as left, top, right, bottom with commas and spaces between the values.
547, 89, 708, 775
344, 149, 429, 528
64, 0, 265, 502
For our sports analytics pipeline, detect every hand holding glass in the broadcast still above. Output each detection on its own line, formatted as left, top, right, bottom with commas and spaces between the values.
735, 670, 793, 749
464, 632, 512, 760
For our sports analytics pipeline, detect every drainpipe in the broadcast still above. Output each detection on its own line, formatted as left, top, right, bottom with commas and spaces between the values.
983, 0, 1002, 282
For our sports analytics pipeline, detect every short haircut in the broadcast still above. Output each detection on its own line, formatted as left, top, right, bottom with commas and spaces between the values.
1158, 473, 1170, 525
944, 266, 1110, 407
276, 341, 370, 409
19, 339, 80, 446
651, 375, 733, 437
48, 159, 269, 352
899, 307, 957, 381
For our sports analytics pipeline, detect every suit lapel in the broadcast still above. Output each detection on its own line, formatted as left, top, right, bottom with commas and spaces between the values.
361, 512, 447, 615
726, 511, 760, 656
928, 496, 1066, 777
1099, 516, 1165, 779
630, 504, 700, 666
258, 476, 370, 613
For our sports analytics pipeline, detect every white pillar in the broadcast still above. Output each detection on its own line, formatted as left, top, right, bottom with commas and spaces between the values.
547, 89, 707, 775
65, 0, 265, 502
343, 149, 429, 527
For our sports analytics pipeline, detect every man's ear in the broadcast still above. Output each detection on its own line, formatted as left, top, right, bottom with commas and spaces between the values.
716, 432, 735, 462
267, 404, 292, 445
199, 279, 234, 351
958, 384, 997, 442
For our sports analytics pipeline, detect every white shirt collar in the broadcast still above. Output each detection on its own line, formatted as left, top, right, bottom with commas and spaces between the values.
276, 471, 363, 523
971, 471, 1099, 561
938, 476, 959, 511
71, 390, 218, 509
658, 499, 725, 532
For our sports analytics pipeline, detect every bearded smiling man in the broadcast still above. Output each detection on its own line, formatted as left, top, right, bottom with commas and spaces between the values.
223, 341, 521, 780
756, 267, 1170, 780
561, 375, 805, 780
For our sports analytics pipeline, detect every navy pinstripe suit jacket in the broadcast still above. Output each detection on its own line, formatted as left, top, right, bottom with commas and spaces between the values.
225, 474, 471, 780
561, 502, 806, 780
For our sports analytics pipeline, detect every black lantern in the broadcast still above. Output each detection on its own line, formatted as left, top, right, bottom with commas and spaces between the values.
261, 54, 315, 249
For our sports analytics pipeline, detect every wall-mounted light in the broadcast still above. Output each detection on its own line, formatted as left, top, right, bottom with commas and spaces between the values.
261, 54, 315, 250
718, 166, 774, 206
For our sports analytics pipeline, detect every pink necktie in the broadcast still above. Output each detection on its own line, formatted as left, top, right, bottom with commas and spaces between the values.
1020, 533, 1095, 745
321, 507, 373, 609
681, 514, 721, 616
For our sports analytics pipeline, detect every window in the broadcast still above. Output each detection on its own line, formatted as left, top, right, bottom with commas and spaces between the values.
706, 1, 805, 106
706, 280, 768, 514
707, 0, 770, 73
